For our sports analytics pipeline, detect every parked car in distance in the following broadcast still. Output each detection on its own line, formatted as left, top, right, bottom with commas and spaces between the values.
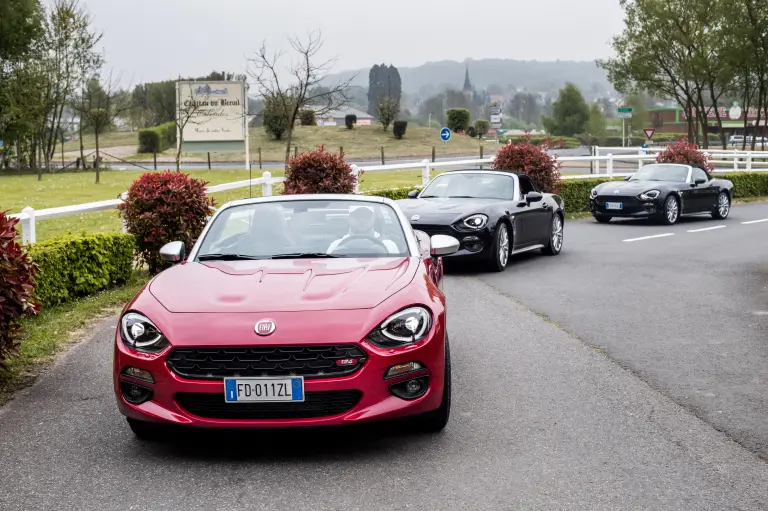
588, 163, 734, 225
114, 194, 460, 440
396, 170, 565, 272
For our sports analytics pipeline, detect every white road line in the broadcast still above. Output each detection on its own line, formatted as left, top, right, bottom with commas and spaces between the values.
687, 225, 726, 233
741, 218, 768, 225
622, 233, 675, 242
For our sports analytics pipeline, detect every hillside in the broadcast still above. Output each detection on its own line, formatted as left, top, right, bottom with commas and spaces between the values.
323, 58, 613, 97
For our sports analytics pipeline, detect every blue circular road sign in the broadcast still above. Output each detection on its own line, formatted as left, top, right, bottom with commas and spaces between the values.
440, 128, 451, 141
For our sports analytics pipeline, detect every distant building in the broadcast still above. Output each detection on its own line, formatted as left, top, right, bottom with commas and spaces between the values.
309, 106, 374, 126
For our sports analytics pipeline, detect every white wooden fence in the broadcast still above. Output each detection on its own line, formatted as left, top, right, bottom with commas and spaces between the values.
10, 149, 768, 244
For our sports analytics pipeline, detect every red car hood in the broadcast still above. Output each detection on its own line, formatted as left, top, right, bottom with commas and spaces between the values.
148, 257, 418, 313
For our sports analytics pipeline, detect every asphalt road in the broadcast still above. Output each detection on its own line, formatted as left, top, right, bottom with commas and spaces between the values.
2, 264, 768, 509
472, 201, 768, 460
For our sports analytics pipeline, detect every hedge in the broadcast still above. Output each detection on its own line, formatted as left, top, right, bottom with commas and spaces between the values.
500, 136, 581, 149
138, 122, 176, 154
27, 233, 135, 307
364, 171, 768, 213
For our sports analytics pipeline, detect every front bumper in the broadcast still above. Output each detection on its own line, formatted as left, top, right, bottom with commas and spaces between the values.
589, 195, 661, 218
414, 224, 494, 261
113, 329, 446, 429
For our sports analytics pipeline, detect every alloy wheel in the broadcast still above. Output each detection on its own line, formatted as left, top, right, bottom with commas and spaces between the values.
666, 196, 679, 223
498, 224, 509, 267
718, 193, 730, 218
552, 216, 563, 252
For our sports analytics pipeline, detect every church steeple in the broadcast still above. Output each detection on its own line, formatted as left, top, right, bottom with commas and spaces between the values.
462, 65, 472, 92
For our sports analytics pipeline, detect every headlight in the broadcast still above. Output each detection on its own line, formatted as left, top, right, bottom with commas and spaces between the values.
639, 189, 660, 200
120, 312, 169, 352
462, 214, 488, 229
367, 306, 432, 348
589, 188, 598, 199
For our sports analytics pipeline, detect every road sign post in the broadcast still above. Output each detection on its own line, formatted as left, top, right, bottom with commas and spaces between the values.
618, 107, 633, 147
440, 127, 451, 146
643, 128, 655, 140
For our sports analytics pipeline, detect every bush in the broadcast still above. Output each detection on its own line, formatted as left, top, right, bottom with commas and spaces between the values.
446, 108, 470, 132
393, 120, 408, 139
119, 171, 215, 274
656, 139, 715, 171
466, 126, 477, 138
474, 120, 490, 137
283, 145, 360, 195
263, 93, 294, 140
27, 233, 135, 307
345, 114, 357, 129
364, 187, 422, 200
299, 110, 317, 126
137, 122, 176, 154
491, 135, 563, 193
713, 172, 768, 198
0, 211, 40, 369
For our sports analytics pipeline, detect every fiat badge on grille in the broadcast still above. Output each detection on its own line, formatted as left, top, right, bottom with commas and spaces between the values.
254, 319, 276, 336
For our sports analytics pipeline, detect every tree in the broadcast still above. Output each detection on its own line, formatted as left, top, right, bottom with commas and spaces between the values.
541, 82, 589, 136
376, 96, 399, 131
72, 71, 132, 183
367, 64, 401, 116
585, 103, 607, 143
262, 92, 294, 140
247, 31, 353, 166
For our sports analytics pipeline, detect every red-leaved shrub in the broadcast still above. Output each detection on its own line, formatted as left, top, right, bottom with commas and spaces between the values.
491, 134, 562, 193
0, 211, 39, 369
282, 145, 361, 194
656, 139, 715, 171
118, 171, 215, 274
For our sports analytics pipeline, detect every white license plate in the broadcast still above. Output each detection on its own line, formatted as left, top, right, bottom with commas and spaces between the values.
605, 202, 623, 210
224, 377, 305, 402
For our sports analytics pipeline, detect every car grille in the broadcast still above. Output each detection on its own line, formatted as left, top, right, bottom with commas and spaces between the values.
166, 345, 367, 381
596, 195, 640, 206
411, 224, 456, 237
174, 390, 363, 419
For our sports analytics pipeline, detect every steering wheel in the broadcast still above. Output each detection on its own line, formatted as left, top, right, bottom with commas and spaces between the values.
332, 234, 390, 252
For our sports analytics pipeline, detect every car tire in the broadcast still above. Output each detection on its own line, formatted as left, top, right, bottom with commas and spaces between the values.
541, 213, 564, 256
488, 222, 510, 272
127, 418, 167, 441
411, 334, 451, 433
593, 213, 612, 223
660, 194, 680, 225
712, 191, 731, 219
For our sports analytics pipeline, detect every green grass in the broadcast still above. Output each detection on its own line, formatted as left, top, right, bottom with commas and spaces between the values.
0, 271, 151, 405
67, 125, 493, 162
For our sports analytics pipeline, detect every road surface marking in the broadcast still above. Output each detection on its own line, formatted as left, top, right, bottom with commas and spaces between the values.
687, 225, 726, 233
622, 233, 675, 242
741, 218, 768, 225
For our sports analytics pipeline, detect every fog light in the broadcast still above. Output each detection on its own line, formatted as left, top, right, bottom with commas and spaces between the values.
122, 366, 154, 383
120, 380, 153, 405
389, 376, 429, 400
384, 361, 424, 379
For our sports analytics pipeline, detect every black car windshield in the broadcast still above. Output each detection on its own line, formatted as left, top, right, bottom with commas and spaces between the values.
196, 200, 410, 259
629, 164, 689, 182
420, 172, 515, 199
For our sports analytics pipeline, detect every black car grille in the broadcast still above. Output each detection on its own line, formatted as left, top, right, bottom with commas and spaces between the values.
166, 345, 367, 381
596, 195, 641, 206
175, 390, 363, 420
411, 224, 457, 237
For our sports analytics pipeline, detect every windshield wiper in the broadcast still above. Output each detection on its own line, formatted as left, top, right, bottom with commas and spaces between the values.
270, 252, 340, 259
197, 253, 267, 261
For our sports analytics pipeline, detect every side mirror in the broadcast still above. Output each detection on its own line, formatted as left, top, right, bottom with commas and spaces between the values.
407, 190, 420, 199
430, 234, 460, 257
526, 191, 543, 204
695, 178, 706, 185
160, 241, 185, 263
624, 175, 632, 181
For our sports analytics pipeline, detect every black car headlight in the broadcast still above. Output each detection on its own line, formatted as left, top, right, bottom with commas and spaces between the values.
367, 306, 432, 348
639, 189, 660, 200
461, 214, 488, 230
120, 312, 169, 352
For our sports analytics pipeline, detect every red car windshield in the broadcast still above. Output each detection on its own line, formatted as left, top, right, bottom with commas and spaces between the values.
196, 200, 410, 259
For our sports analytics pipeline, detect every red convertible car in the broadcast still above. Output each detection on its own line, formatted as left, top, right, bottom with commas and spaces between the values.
114, 194, 460, 440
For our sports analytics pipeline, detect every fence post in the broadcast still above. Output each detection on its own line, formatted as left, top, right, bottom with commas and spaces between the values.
351, 164, 360, 194
119, 192, 128, 232
261, 171, 273, 197
207, 152, 211, 170
747, 152, 753, 172
294, 146, 298, 158
606, 153, 614, 177
638, 147, 644, 170
421, 159, 431, 186
153, 149, 157, 170
20, 206, 36, 245
594, 146, 600, 174
432, 146, 436, 162
258, 147, 262, 169
479, 146, 484, 169
381, 146, 385, 165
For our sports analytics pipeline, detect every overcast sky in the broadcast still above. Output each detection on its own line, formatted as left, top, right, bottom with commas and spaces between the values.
74, 0, 625, 86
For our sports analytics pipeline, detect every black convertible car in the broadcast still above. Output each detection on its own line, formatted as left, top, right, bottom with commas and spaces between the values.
589, 163, 734, 225
396, 170, 565, 272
